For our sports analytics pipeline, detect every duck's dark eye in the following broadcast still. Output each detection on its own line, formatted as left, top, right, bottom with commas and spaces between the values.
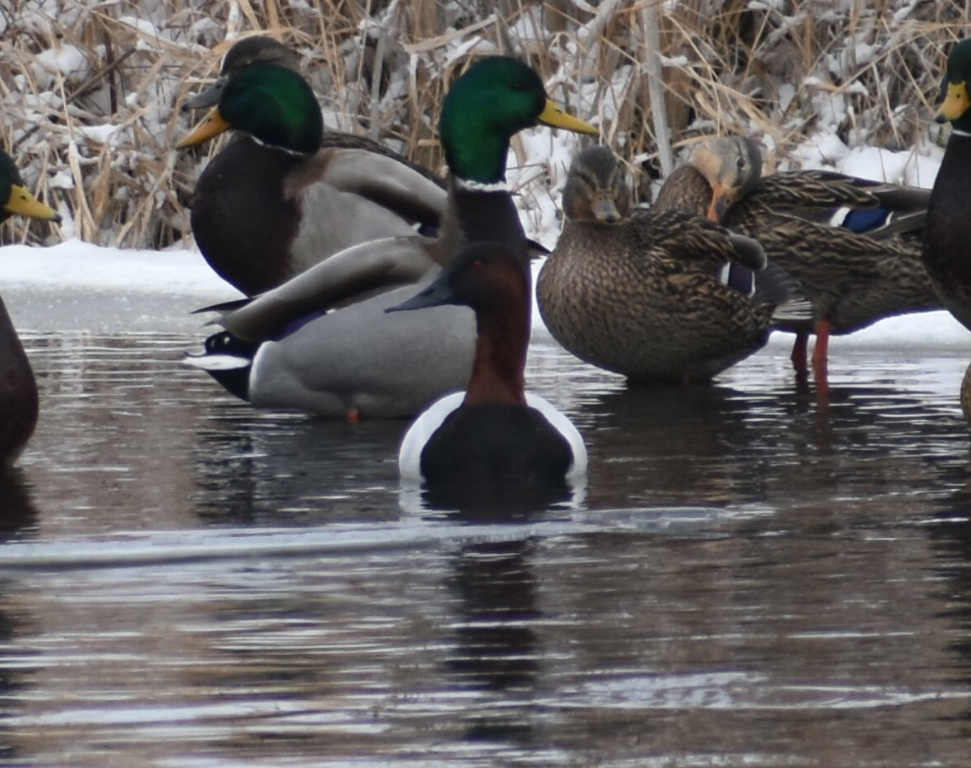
736, 157, 746, 170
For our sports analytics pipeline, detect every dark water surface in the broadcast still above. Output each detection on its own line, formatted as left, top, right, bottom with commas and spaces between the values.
2, 330, 971, 766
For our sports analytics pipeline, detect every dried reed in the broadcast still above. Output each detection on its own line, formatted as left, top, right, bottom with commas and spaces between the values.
0, 0, 968, 248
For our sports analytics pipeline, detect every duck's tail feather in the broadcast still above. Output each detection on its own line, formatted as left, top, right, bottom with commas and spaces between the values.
184, 331, 255, 402
752, 260, 811, 321
193, 297, 252, 315
770, 297, 814, 325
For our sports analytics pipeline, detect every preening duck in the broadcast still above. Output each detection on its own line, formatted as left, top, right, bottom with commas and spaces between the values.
179, 49, 447, 296
654, 136, 936, 393
923, 39, 971, 331
389, 241, 587, 486
537, 146, 803, 384
1, 148, 61, 466
187, 56, 597, 420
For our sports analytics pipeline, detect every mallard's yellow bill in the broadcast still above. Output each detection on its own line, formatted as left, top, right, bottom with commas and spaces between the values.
177, 107, 232, 148
4, 185, 61, 222
538, 99, 598, 135
936, 81, 971, 124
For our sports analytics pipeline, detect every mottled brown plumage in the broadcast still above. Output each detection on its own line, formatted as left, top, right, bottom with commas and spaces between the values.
654, 136, 938, 391
537, 146, 797, 384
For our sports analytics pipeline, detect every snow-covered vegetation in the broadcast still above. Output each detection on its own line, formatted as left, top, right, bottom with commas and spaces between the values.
0, 0, 967, 251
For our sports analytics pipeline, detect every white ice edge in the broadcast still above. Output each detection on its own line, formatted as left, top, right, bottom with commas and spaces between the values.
3, 238, 970, 351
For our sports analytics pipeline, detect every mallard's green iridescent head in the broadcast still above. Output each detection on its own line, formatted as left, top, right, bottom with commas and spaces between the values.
178, 64, 322, 155
0, 149, 61, 225
439, 56, 598, 184
936, 40, 971, 132
184, 37, 301, 111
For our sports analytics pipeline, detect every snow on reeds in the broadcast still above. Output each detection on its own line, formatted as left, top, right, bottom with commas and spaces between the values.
0, 0, 967, 249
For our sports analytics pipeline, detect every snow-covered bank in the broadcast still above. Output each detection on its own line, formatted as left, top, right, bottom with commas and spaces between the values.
1, 239, 969, 355
0, 239, 239, 335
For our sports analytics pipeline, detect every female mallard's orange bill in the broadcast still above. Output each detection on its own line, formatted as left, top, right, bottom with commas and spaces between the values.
177, 107, 232, 148
707, 182, 739, 223
4, 185, 61, 222
537, 99, 598, 135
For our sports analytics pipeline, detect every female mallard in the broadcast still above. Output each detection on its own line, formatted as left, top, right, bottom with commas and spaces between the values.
654, 136, 937, 393
388, 241, 586, 490
179, 51, 448, 296
924, 39, 971, 331
536, 146, 802, 384
187, 56, 597, 420
1, 148, 61, 466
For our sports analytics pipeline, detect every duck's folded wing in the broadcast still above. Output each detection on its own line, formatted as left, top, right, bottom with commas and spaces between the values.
744, 171, 931, 219
206, 236, 439, 342
312, 149, 449, 229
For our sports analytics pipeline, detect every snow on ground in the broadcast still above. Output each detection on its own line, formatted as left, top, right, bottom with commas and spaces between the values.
1, 237, 969, 355
0, 122, 967, 349
0, 239, 239, 335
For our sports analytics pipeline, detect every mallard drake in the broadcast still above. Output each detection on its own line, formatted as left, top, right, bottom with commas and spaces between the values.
183, 36, 301, 111
1, 148, 61, 466
924, 39, 971, 331
187, 56, 597, 420
179, 55, 448, 296
536, 146, 802, 384
389, 241, 586, 488
654, 136, 937, 393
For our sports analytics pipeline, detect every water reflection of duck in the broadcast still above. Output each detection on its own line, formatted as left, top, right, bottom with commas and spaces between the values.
187, 56, 597, 421
1, 148, 61, 466
577, 384, 786, 508
0, 467, 39, 533
390, 242, 587, 510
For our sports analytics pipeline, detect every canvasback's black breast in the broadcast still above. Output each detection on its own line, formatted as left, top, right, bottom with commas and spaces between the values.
420, 404, 574, 485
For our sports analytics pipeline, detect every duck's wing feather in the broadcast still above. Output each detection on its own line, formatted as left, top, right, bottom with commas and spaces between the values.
319, 134, 445, 187
302, 149, 449, 230
206, 235, 438, 342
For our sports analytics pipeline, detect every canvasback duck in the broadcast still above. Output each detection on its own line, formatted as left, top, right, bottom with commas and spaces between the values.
389, 241, 587, 485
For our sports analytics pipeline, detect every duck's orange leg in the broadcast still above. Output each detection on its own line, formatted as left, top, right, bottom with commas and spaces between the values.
811, 318, 831, 398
